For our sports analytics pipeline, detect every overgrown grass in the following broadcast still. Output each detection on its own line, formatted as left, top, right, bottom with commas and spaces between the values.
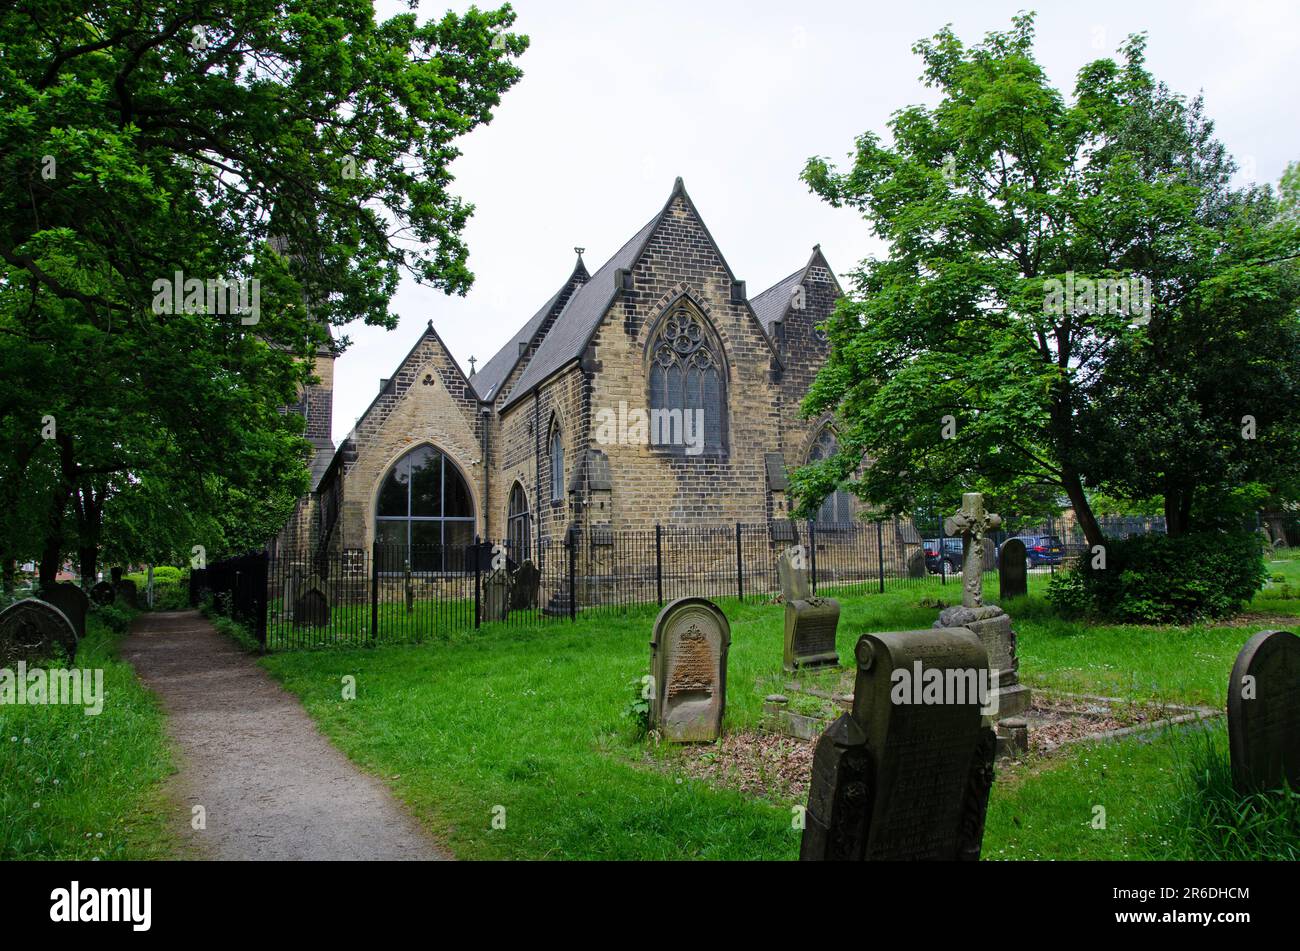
0, 606, 179, 859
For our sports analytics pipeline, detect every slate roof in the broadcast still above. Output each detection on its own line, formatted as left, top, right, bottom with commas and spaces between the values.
749, 267, 805, 337
500, 212, 661, 409
470, 281, 567, 403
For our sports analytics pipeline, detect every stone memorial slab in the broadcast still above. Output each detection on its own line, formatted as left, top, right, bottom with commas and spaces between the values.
650, 597, 731, 742
998, 539, 1027, 601
115, 579, 138, 608
293, 586, 330, 628
778, 548, 840, 672
906, 547, 927, 579
110, 567, 123, 585
801, 627, 997, 861
1228, 629, 1300, 793
90, 581, 115, 606
510, 560, 540, 611
41, 583, 88, 640
482, 568, 509, 622
0, 598, 79, 666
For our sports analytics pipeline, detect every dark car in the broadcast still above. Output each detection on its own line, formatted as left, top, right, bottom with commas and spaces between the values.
1001, 534, 1065, 569
922, 537, 964, 574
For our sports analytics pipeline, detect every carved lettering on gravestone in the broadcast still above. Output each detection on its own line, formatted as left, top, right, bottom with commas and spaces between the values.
1228, 629, 1300, 793
89, 581, 115, 606
0, 599, 79, 666
998, 539, 1027, 601
115, 579, 138, 609
41, 583, 88, 640
650, 597, 731, 742
778, 548, 839, 671
801, 627, 996, 861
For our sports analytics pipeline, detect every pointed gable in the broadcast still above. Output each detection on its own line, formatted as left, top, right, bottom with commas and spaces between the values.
750, 245, 842, 342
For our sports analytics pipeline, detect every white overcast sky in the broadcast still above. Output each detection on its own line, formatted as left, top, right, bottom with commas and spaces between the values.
331, 0, 1300, 446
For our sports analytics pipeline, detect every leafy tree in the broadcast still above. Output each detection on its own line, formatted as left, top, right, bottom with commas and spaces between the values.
0, 1, 526, 583
792, 15, 1300, 544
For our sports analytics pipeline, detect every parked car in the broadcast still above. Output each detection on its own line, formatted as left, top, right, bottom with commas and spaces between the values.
922, 537, 964, 574
1000, 534, 1065, 569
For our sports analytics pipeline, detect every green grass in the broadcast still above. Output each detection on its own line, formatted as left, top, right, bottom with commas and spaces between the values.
0, 607, 180, 860
252, 560, 1300, 861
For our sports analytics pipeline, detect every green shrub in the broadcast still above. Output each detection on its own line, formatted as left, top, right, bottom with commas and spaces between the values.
1047, 531, 1265, 623
89, 602, 135, 634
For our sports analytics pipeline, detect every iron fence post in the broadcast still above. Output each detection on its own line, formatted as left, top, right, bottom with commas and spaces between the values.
939, 518, 946, 585
255, 551, 268, 648
567, 528, 577, 621
474, 535, 482, 629
877, 520, 885, 593
735, 522, 743, 602
655, 523, 663, 607
370, 542, 380, 643
809, 520, 818, 594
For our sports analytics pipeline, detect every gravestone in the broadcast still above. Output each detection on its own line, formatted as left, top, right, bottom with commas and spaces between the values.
89, 581, 115, 606
0, 599, 79, 666
998, 539, 1028, 601
293, 586, 330, 628
1228, 629, 1300, 793
482, 568, 509, 622
111, 566, 123, 585
115, 579, 138, 609
778, 548, 839, 671
932, 493, 1030, 717
801, 627, 997, 860
511, 560, 540, 611
906, 548, 927, 579
41, 583, 88, 640
650, 597, 731, 742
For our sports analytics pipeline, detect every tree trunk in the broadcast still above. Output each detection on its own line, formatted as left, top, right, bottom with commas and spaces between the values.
1163, 485, 1194, 537
78, 545, 98, 586
1061, 467, 1104, 548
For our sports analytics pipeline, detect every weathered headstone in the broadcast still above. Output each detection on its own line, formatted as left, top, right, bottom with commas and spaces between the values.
650, 597, 731, 742
906, 547, 927, 579
114, 578, 138, 608
801, 627, 997, 861
293, 586, 330, 628
482, 568, 509, 622
998, 539, 1028, 601
89, 581, 115, 606
510, 560, 540, 611
0, 599, 79, 666
778, 548, 839, 671
110, 566, 123, 585
41, 583, 88, 640
1228, 629, 1300, 793
933, 493, 1030, 717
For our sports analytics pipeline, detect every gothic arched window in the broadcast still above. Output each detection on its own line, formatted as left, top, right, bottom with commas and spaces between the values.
808, 427, 853, 525
549, 421, 565, 502
508, 482, 531, 562
647, 304, 725, 454
374, 444, 475, 571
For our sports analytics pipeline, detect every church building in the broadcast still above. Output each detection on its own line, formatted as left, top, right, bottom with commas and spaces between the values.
278, 178, 855, 566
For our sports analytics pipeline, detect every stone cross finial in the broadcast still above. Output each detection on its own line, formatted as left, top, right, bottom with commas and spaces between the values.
468, 355, 477, 376
944, 492, 1002, 608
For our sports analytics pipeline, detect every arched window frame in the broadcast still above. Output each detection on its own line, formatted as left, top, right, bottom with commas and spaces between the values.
507, 481, 531, 562
548, 419, 565, 503
373, 443, 476, 573
644, 298, 728, 457
807, 426, 853, 527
